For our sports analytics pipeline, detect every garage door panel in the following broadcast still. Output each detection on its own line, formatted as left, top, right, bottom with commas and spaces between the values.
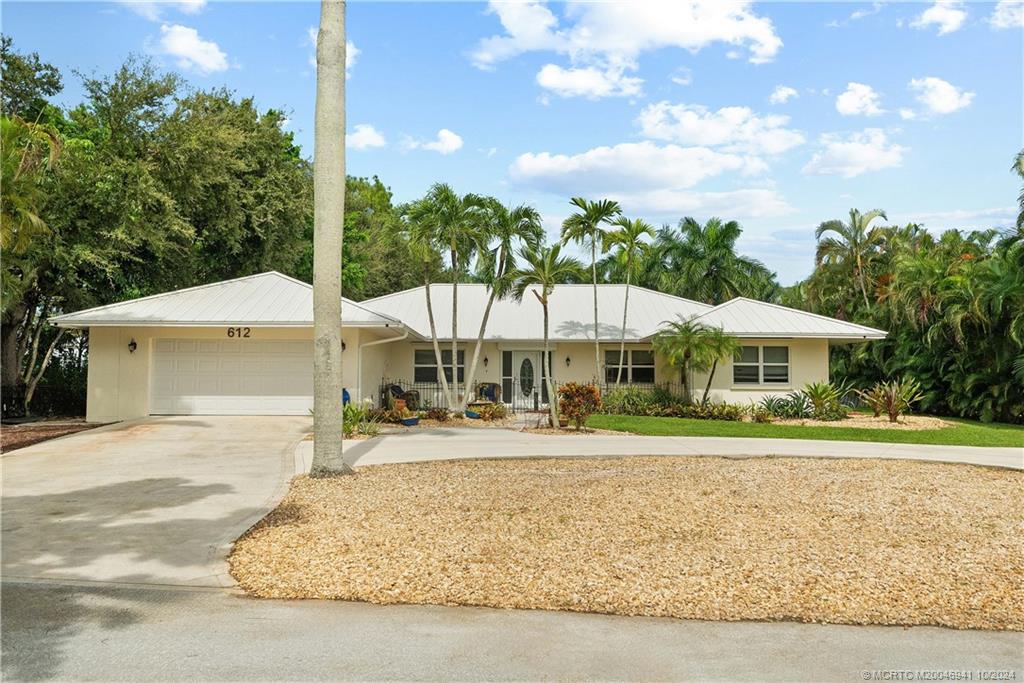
150, 337, 313, 415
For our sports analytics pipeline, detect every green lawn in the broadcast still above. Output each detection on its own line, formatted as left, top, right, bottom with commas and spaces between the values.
587, 414, 1024, 448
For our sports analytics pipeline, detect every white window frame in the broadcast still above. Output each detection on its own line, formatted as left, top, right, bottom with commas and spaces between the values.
604, 348, 656, 384
732, 345, 790, 386
413, 348, 465, 383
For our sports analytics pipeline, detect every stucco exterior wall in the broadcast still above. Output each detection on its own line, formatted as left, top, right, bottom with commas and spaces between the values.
691, 338, 830, 405
84, 326, 336, 423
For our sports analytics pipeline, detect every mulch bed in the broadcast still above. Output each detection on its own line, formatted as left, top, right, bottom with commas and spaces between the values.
1, 420, 98, 453
230, 456, 1023, 631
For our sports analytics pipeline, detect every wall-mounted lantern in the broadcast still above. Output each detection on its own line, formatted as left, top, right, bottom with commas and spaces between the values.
565, 356, 571, 368
483, 356, 489, 368
128, 338, 138, 354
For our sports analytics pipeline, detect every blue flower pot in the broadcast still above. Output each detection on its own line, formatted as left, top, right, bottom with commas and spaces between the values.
465, 410, 481, 419
400, 417, 420, 427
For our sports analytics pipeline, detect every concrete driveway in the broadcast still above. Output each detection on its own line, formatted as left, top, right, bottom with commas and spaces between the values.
3, 417, 1021, 681
1, 416, 311, 587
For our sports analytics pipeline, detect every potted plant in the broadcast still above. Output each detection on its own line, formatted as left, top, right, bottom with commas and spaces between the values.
398, 407, 419, 427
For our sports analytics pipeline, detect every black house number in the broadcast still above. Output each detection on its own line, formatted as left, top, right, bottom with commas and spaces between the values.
227, 327, 251, 338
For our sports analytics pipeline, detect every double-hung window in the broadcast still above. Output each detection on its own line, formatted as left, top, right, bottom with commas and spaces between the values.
414, 349, 465, 383
733, 345, 789, 385
604, 349, 656, 383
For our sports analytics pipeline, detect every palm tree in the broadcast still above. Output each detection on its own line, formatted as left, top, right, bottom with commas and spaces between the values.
405, 183, 488, 407
309, 0, 351, 477
652, 318, 738, 404
653, 217, 773, 305
403, 225, 452, 407
815, 208, 888, 309
511, 243, 585, 427
1014, 149, 1024, 232
603, 217, 654, 385
561, 197, 621, 380
462, 200, 543, 410
0, 116, 61, 255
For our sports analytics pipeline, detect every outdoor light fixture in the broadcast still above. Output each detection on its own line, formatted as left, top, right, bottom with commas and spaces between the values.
483, 356, 489, 367
341, 340, 347, 352
565, 356, 571, 367
127, 338, 137, 354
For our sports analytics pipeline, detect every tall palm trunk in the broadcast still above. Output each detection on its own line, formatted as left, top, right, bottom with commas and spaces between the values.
701, 359, 718, 405
462, 252, 505, 411
310, 0, 351, 477
856, 254, 870, 308
423, 278, 451, 408
591, 240, 600, 381
615, 266, 631, 386
450, 246, 459, 409
540, 295, 558, 427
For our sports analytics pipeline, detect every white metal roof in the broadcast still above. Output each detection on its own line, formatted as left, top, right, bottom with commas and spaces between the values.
363, 284, 712, 342
51, 272, 403, 328
689, 297, 887, 340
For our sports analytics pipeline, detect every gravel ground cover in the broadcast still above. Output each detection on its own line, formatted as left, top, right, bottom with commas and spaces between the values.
773, 413, 951, 430
1, 420, 99, 452
230, 456, 1023, 631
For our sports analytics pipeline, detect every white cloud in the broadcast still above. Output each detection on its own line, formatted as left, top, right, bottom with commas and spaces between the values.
509, 141, 765, 195
157, 24, 227, 74
120, 0, 206, 21
990, 0, 1024, 28
826, 1, 885, 27
347, 124, 386, 150
802, 129, 906, 178
768, 85, 798, 105
891, 206, 1016, 228
306, 27, 359, 77
670, 67, 693, 86
908, 76, 975, 115
899, 108, 917, 120
835, 82, 884, 116
636, 101, 805, 155
470, 1, 781, 98
911, 1, 967, 35
536, 63, 642, 99
405, 129, 464, 155
608, 188, 794, 218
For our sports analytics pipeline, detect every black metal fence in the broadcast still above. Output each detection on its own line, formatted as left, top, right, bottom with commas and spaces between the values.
378, 378, 696, 414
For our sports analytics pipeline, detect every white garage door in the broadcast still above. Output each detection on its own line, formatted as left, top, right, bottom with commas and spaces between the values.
150, 338, 313, 415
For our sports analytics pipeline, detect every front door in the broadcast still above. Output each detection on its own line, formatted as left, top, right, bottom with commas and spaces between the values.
511, 351, 543, 410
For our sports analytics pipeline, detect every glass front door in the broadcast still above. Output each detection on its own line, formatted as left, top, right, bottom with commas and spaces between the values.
511, 351, 543, 410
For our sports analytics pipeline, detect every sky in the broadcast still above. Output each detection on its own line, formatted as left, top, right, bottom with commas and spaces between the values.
4, 0, 1023, 283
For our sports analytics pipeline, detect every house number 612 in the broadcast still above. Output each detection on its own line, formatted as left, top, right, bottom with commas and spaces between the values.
227, 327, 251, 338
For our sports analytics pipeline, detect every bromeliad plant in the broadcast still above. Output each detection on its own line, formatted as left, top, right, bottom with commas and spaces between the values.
858, 378, 926, 423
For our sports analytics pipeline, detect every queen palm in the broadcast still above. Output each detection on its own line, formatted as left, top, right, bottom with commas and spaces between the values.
461, 200, 543, 410
511, 243, 585, 427
815, 208, 887, 309
654, 217, 772, 305
561, 197, 621, 380
651, 318, 738, 404
603, 216, 654, 385
405, 183, 488, 407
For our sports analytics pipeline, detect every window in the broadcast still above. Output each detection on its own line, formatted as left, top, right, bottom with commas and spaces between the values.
733, 345, 789, 385
414, 349, 465, 383
604, 349, 656, 384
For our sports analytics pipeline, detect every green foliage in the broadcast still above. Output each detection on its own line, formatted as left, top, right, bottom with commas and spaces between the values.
749, 405, 773, 423
342, 401, 382, 438
1, 36, 63, 119
476, 402, 508, 421
602, 386, 658, 415
792, 192, 1024, 424
651, 318, 740, 402
857, 378, 925, 423
557, 382, 602, 430
423, 407, 451, 422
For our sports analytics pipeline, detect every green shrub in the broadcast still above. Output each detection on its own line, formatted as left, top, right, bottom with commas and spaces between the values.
749, 405, 773, 423
601, 386, 655, 415
343, 401, 384, 436
476, 402, 508, 421
801, 381, 850, 421
558, 382, 602, 429
423, 407, 451, 422
678, 402, 745, 421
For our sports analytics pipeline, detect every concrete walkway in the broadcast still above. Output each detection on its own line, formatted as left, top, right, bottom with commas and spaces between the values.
296, 426, 1024, 472
1, 416, 310, 587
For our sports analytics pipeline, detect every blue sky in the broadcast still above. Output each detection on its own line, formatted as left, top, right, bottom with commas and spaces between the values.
5, 0, 1022, 283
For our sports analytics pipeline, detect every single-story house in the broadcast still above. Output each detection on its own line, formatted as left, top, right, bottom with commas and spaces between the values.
52, 271, 887, 422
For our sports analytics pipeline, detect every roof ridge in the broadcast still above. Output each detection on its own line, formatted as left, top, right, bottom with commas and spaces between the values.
694, 296, 887, 335
50, 271, 295, 321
